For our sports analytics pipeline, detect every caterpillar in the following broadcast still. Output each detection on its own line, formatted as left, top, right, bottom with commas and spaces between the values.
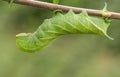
16, 10, 112, 53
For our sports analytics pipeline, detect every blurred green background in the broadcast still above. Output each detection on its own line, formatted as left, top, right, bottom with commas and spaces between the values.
0, 0, 120, 77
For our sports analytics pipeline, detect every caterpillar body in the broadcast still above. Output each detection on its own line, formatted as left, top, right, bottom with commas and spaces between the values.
16, 10, 112, 53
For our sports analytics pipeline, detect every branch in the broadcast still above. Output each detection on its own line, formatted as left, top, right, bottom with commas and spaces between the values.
3, 0, 120, 19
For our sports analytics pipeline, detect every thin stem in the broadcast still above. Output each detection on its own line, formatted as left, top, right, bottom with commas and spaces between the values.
3, 0, 120, 19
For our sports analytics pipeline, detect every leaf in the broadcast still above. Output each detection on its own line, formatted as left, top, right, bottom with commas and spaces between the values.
16, 10, 112, 53
53, 0, 59, 4
9, 0, 14, 7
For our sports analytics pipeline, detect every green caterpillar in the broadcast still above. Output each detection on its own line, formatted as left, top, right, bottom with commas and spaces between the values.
16, 10, 112, 53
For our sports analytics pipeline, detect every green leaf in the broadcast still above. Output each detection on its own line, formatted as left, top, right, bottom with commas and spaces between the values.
53, 0, 59, 4
9, 0, 14, 7
16, 10, 112, 53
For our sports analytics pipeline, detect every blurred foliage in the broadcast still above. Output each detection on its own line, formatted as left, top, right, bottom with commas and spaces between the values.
0, 0, 120, 77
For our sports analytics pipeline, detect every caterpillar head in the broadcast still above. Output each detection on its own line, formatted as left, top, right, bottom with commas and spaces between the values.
16, 33, 34, 52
